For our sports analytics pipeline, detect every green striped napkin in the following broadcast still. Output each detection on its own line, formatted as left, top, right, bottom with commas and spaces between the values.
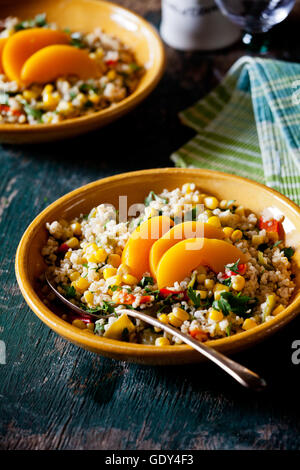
171, 56, 300, 205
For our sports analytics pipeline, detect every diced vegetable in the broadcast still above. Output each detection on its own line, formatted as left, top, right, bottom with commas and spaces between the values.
103, 313, 135, 340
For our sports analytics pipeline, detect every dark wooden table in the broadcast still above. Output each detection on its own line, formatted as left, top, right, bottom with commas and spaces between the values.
1, 0, 300, 451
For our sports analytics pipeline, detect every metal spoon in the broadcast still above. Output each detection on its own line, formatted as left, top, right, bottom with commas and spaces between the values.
45, 274, 266, 391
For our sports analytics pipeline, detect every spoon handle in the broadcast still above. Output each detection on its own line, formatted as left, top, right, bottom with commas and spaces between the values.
118, 308, 267, 391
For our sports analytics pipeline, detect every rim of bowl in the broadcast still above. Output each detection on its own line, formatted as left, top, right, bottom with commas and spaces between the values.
15, 168, 300, 358
0, 0, 166, 135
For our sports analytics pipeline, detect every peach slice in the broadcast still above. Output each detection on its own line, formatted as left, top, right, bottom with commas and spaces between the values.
2, 28, 70, 83
121, 215, 174, 280
0, 37, 8, 74
149, 221, 225, 277
156, 238, 249, 289
20, 44, 99, 85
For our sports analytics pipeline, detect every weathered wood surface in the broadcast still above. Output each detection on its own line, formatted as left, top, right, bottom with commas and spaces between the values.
1, 0, 300, 450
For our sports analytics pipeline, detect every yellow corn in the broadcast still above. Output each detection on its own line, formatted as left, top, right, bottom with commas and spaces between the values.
207, 216, 221, 228
86, 322, 94, 332
214, 283, 230, 300
107, 69, 117, 80
262, 294, 277, 318
231, 229, 243, 242
252, 234, 265, 245
107, 253, 121, 268
84, 242, 98, 253
158, 314, 169, 324
84, 291, 94, 305
272, 304, 285, 316
155, 337, 170, 346
71, 277, 90, 293
219, 199, 228, 209
69, 271, 80, 282
71, 222, 82, 236
106, 274, 122, 287
204, 279, 215, 290
72, 319, 87, 329
23, 89, 39, 100
64, 251, 71, 259
66, 237, 79, 249
117, 263, 131, 276
172, 307, 189, 322
235, 206, 245, 217
204, 196, 219, 210
43, 84, 54, 94
209, 309, 224, 322
223, 226, 234, 238
231, 275, 245, 291
122, 274, 138, 285
195, 290, 207, 300
168, 313, 182, 328
87, 248, 107, 264
242, 318, 257, 330
88, 93, 101, 104
103, 267, 117, 280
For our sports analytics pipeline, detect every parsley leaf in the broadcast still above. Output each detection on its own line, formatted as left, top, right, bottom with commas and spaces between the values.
144, 191, 168, 207
139, 276, 154, 287
282, 247, 295, 260
225, 259, 240, 274
62, 285, 76, 299
212, 291, 255, 318
187, 287, 201, 309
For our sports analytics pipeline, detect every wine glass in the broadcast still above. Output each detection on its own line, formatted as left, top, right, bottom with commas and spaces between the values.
214, 0, 296, 51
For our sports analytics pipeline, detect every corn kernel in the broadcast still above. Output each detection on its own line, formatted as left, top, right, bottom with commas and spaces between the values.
262, 294, 277, 319
84, 291, 94, 305
209, 309, 224, 322
107, 253, 121, 268
66, 237, 79, 249
117, 263, 131, 276
204, 196, 219, 210
71, 222, 82, 236
214, 283, 229, 300
65, 251, 71, 259
155, 337, 170, 346
84, 242, 98, 254
71, 277, 90, 293
197, 273, 206, 284
88, 93, 100, 104
231, 229, 243, 242
154, 327, 162, 333
72, 319, 87, 329
231, 275, 245, 291
272, 304, 285, 316
23, 89, 39, 100
106, 274, 122, 287
87, 248, 107, 264
223, 226, 234, 238
43, 84, 54, 94
252, 234, 264, 245
103, 267, 117, 280
207, 216, 221, 228
172, 307, 189, 322
242, 318, 257, 330
219, 200, 228, 209
122, 274, 138, 285
158, 314, 169, 324
195, 290, 207, 300
204, 279, 215, 290
86, 322, 94, 332
69, 271, 80, 282
235, 206, 245, 216
168, 313, 182, 328
107, 69, 117, 80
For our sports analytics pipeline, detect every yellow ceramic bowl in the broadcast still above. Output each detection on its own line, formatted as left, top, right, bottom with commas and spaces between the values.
0, 0, 165, 144
15, 168, 300, 364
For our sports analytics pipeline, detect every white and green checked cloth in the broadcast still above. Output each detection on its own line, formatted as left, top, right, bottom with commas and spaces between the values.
171, 56, 300, 205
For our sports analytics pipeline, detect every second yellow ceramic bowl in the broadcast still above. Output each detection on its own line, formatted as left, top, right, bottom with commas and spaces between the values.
0, 0, 165, 143
15, 168, 300, 364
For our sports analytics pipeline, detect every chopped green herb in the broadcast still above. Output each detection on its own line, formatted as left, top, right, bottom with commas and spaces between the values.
139, 276, 154, 287
225, 259, 240, 274
144, 191, 168, 207
212, 291, 255, 318
221, 277, 232, 287
129, 63, 141, 72
187, 287, 201, 309
62, 284, 76, 299
225, 323, 232, 336
273, 240, 283, 248
35, 13, 47, 27
79, 83, 99, 93
94, 323, 105, 334
70, 33, 85, 49
282, 247, 295, 260
15, 13, 47, 31
83, 263, 88, 268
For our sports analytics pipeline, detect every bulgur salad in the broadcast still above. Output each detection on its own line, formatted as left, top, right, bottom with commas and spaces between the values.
41, 183, 296, 346
0, 14, 143, 124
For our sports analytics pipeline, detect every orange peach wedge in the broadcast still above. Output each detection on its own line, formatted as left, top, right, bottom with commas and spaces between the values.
0, 37, 8, 74
121, 215, 174, 280
20, 44, 99, 85
149, 221, 225, 277
156, 238, 249, 289
2, 28, 70, 83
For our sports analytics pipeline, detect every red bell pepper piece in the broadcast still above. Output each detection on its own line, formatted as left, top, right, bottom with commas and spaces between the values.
0, 104, 22, 116
259, 216, 283, 234
57, 242, 69, 254
190, 328, 208, 342
224, 263, 247, 278
105, 59, 118, 67
159, 288, 189, 301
